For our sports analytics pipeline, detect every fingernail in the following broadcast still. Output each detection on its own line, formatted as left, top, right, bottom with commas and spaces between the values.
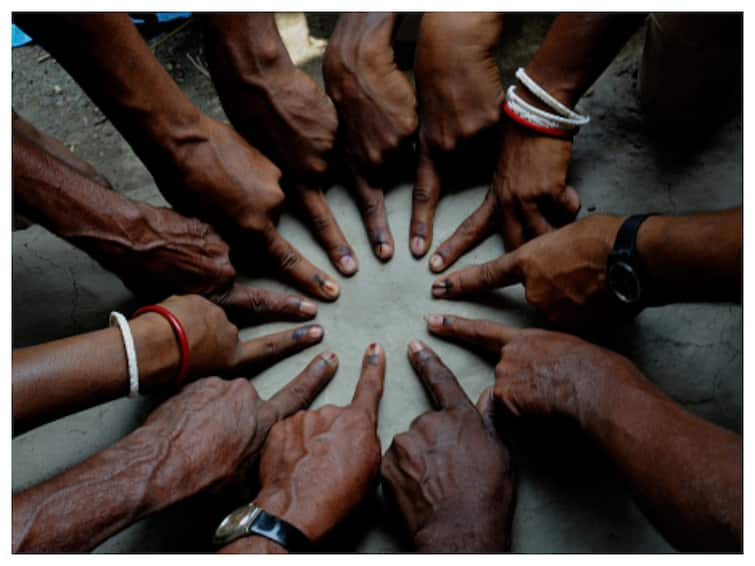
411, 236, 425, 256
432, 279, 450, 297
322, 279, 340, 298
308, 326, 324, 340
368, 342, 382, 354
429, 254, 444, 272
298, 300, 317, 316
322, 351, 338, 364
339, 255, 357, 274
408, 340, 423, 354
376, 243, 393, 260
426, 314, 443, 330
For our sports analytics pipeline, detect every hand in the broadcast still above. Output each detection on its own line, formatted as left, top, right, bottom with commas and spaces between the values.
324, 13, 418, 261
145, 114, 342, 301
431, 214, 626, 327
137, 294, 326, 389
253, 343, 386, 541
425, 314, 645, 421
410, 12, 505, 258
135, 352, 338, 512
381, 340, 514, 552
429, 116, 581, 271
203, 14, 358, 277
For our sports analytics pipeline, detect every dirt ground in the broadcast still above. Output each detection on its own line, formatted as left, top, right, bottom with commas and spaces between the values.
12, 14, 742, 553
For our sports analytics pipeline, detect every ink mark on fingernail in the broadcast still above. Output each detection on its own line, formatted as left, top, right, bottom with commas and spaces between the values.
368, 353, 379, 366
313, 273, 325, 286
292, 326, 309, 340
442, 316, 452, 327
415, 223, 427, 237
373, 231, 387, 246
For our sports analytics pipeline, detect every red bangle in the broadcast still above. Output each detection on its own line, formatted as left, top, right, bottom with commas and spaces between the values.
132, 305, 190, 387
502, 101, 574, 140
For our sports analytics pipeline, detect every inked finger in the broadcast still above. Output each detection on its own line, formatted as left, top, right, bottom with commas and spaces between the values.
351, 343, 387, 424
425, 314, 518, 353
432, 252, 521, 299
410, 143, 441, 258
429, 190, 496, 273
214, 283, 318, 324
407, 339, 472, 410
296, 185, 358, 276
235, 324, 325, 371
259, 351, 339, 430
263, 228, 341, 301
353, 174, 394, 261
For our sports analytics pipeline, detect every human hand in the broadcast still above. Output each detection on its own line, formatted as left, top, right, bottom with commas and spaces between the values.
381, 340, 514, 552
431, 214, 626, 327
410, 12, 505, 258
203, 14, 359, 277
253, 343, 386, 541
324, 13, 418, 261
136, 352, 338, 511
425, 314, 645, 422
145, 114, 341, 300
134, 294, 326, 390
429, 118, 581, 271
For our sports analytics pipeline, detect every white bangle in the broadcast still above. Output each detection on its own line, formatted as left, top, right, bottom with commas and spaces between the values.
506, 86, 587, 129
109, 311, 140, 398
515, 67, 590, 124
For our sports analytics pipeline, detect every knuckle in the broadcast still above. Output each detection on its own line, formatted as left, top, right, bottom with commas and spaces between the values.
478, 263, 497, 288
278, 250, 301, 273
413, 186, 434, 205
310, 213, 332, 234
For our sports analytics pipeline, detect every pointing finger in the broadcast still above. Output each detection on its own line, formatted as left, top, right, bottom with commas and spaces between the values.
410, 142, 441, 258
425, 314, 519, 353
214, 283, 318, 324
350, 343, 387, 424
407, 339, 472, 410
432, 252, 522, 299
353, 174, 395, 261
235, 324, 325, 370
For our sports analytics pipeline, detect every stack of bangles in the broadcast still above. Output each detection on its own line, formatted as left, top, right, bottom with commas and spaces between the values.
109, 305, 190, 398
503, 67, 590, 139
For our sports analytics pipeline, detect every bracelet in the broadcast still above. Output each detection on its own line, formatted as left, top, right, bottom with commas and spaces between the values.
506, 86, 587, 129
503, 101, 574, 139
109, 311, 140, 398
515, 67, 590, 124
131, 305, 190, 386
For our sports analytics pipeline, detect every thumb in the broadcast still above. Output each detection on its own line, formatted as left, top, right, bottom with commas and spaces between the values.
476, 386, 498, 435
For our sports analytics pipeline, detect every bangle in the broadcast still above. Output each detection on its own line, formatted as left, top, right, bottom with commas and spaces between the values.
109, 311, 140, 398
131, 305, 190, 386
514, 67, 590, 124
506, 86, 587, 129
503, 101, 574, 139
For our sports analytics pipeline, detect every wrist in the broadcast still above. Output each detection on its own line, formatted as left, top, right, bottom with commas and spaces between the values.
130, 313, 181, 392
219, 535, 288, 554
414, 512, 508, 553
254, 487, 319, 542
521, 63, 581, 110
325, 14, 397, 83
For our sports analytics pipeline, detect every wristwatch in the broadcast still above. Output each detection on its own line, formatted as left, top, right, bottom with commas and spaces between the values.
212, 502, 310, 551
606, 214, 657, 306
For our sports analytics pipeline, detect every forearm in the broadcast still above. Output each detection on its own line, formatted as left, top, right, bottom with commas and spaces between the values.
13, 314, 178, 434
522, 14, 646, 107
13, 13, 201, 163
638, 208, 742, 303
12, 426, 181, 552
580, 367, 742, 550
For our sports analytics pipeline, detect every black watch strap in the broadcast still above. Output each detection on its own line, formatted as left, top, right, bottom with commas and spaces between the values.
249, 508, 310, 552
613, 213, 657, 257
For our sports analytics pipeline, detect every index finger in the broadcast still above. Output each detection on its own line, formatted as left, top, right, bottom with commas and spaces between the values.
431, 252, 522, 299
410, 142, 441, 258
407, 340, 472, 410
258, 351, 339, 431
350, 343, 386, 423
425, 314, 519, 354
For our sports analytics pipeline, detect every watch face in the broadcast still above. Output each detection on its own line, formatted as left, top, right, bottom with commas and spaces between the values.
213, 503, 260, 545
607, 261, 642, 304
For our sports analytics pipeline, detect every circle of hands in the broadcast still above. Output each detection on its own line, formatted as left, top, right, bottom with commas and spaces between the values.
14, 13, 695, 553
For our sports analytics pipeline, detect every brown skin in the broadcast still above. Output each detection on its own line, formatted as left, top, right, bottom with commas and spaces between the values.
381, 340, 515, 552
220, 343, 386, 552
203, 14, 358, 277
12, 353, 338, 553
432, 209, 742, 327
411, 12, 505, 259
13, 115, 318, 319
13, 14, 341, 301
426, 315, 742, 551
430, 14, 647, 268
324, 13, 418, 261
12, 294, 325, 435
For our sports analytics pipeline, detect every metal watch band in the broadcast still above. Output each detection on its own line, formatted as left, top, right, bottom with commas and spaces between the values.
613, 213, 657, 258
213, 502, 311, 551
